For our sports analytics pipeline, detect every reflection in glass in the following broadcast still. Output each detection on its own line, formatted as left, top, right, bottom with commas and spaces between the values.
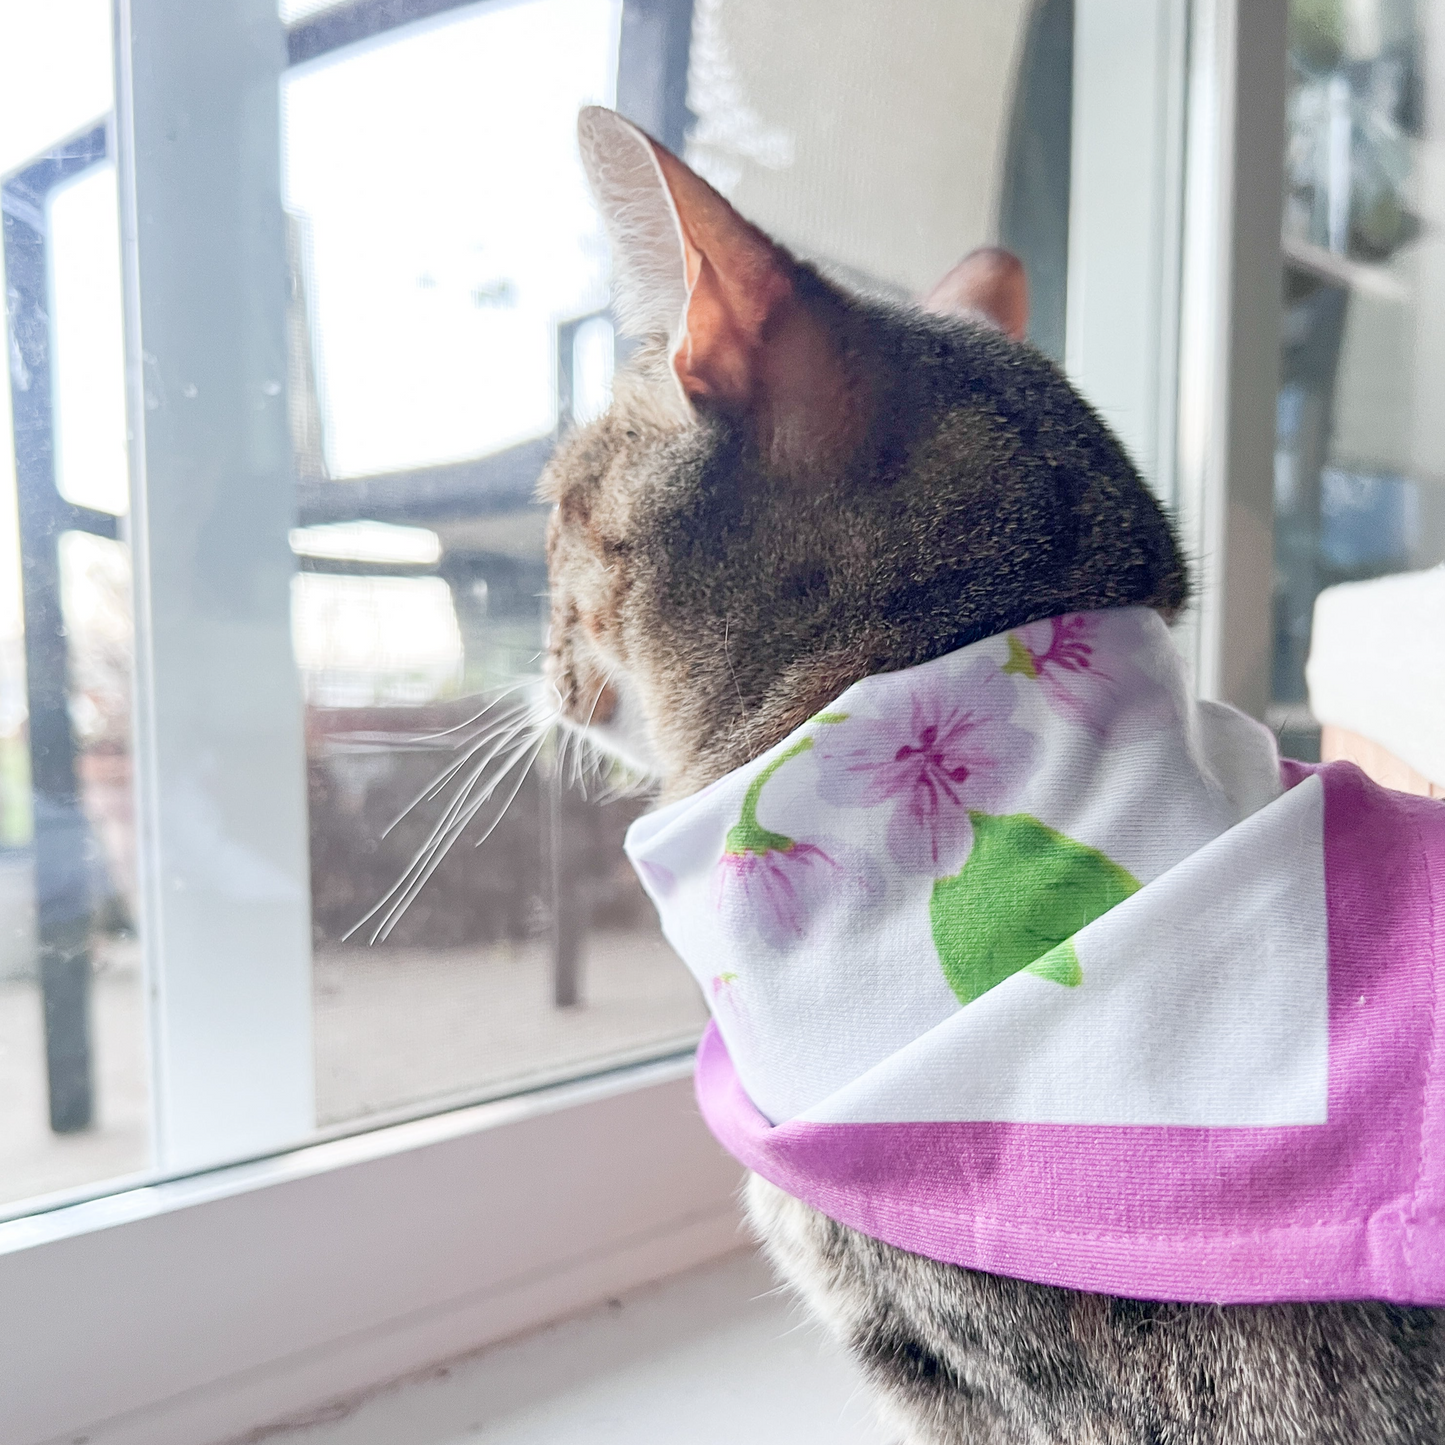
292, 573, 464, 708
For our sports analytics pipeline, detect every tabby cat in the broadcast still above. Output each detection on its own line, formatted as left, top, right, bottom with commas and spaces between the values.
539, 106, 1445, 1445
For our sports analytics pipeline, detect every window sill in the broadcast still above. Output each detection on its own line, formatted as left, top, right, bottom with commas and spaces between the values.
260, 1250, 883, 1445
2, 1055, 744, 1445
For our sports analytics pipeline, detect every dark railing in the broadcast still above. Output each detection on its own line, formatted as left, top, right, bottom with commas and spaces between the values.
1, 122, 115, 1132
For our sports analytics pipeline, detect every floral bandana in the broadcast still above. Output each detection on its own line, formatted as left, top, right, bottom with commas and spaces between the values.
626, 608, 1445, 1305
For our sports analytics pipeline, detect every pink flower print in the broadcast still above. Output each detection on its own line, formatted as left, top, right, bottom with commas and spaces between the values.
708, 970, 753, 1056
713, 842, 842, 950
637, 860, 677, 898
1005, 613, 1123, 733
815, 659, 1034, 873
713, 735, 842, 949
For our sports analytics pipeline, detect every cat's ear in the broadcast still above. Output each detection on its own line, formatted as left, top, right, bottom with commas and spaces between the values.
577, 108, 692, 349
577, 106, 798, 411
924, 247, 1029, 341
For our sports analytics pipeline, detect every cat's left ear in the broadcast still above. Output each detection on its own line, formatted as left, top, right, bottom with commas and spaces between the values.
578, 107, 842, 430
924, 247, 1029, 340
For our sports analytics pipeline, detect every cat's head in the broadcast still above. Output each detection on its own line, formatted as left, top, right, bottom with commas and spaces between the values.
541, 107, 1188, 798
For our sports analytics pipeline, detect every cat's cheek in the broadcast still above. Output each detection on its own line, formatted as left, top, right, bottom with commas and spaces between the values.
581, 671, 662, 778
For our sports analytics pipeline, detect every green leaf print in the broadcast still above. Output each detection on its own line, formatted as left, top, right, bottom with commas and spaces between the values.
1001, 632, 1040, 679
929, 812, 1139, 1006
1024, 939, 1084, 988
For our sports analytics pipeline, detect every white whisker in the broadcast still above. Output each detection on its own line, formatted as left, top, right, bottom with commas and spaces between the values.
408, 680, 535, 743
371, 733, 547, 942
468, 735, 546, 852
379, 709, 533, 839
422, 707, 537, 794
723, 615, 745, 712
347, 660, 645, 942
345, 717, 555, 943
563, 670, 615, 795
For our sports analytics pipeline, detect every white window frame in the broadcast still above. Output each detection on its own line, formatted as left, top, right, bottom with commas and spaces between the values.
0, 4, 1289, 1442
0, 1058, 743, 1445
1175, 0, 1288, 714
1063, 0, 1286, 714
119, 0, 316, 1177
1065, 0, 1189, 513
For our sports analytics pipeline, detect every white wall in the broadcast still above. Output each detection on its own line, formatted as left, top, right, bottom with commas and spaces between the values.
683, 0, 1032, 297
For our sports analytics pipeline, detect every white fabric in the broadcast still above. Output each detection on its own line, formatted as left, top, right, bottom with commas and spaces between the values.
626, 608, 1329, 1128
801, 777, 1326, 1126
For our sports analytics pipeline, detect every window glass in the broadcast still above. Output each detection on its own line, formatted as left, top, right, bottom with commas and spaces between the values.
282, 0, 707, 1132
684, 0, 1039, 311
0, 0, 113, 177
2, 0, 1186, 1215
49, 164, 129, 516
282, 0, 620, 478
0, 1, 147, 1209
1274, 0, 1445, 755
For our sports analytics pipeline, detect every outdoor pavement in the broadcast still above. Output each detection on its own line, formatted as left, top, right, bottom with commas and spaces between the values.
0, 926, 705, 1212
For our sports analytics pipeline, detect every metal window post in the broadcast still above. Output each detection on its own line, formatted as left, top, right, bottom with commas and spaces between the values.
617, 0, 695, 152
1, 126, 115, 1134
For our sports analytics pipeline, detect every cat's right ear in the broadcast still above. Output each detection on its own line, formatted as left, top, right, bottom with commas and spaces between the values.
924, 247, 1029, 341
577, 107, 693, 358
577, 107, 798, 414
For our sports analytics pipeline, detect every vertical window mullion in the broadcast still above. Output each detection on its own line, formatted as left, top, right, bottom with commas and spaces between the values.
1175, 0, 1288, 713
1064, 0, 1190, 509
115, 0, 314, 1171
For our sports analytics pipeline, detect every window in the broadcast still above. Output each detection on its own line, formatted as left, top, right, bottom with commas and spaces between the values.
2, 0, 707, 1213
1271, 0, 1445, 761
4, 0, 1180, 1218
